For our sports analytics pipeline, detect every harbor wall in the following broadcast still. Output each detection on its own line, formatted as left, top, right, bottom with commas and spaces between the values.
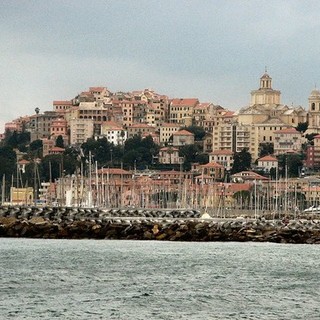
0, 206, 320, 243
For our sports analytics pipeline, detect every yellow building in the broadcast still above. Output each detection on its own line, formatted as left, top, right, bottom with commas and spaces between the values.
10, 187, 34, 205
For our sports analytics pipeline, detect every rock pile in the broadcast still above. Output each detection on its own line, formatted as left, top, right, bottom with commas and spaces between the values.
1, 215, 320, 243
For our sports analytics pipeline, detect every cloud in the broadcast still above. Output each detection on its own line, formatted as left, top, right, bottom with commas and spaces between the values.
1, 0, 320, 131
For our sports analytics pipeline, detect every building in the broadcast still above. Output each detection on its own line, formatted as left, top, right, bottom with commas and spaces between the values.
209, 150, 234, 171
257, 155, 278, 173
172, 130, 194, 147
159, 123, 181, 145
30, 111, 59, 141
127, 123, 155, 139
273, 128, 305, 155
53, 100, 73, 115
158, 147, 181, 164
50, 118, 68, 146
99, 121, 127, 145
169, 98, 199, 125
212, 123, 259, 159
234, 71, 307, 159
69, 118, 94, 145
10, 187, 34, 205
306, 88, 320, 134
199, 162, 225, 181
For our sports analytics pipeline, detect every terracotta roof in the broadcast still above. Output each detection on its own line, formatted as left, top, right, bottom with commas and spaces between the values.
89, 87, 105, 92
53, 101, 72, 105
274, 128, 299, 134
258, 155, 278, 162
222, 111, 235, 117
201, 162, 224, 168
173, 130, 194, 136
101, 121, 123, 130
18, 159, 30, 164
171, 98, 199, 106
232, 171, 269, 180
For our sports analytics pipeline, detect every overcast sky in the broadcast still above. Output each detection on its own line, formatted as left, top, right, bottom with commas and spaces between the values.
1, 0, 320, 131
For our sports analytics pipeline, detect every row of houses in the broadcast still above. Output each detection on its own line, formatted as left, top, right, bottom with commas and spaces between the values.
4, 72, 320, 167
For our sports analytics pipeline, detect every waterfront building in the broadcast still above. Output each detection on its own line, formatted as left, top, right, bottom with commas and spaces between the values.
10, 187, 33, 205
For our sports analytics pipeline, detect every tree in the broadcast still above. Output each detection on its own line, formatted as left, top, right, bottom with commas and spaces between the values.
296, 122, 308, 133
182, 126, 206, 141
231, 148, 252, 174
277, 153, 303, 178
0, 146, 16, 180
29, 139, 43, 159
179, 144, 202, 170
55, 135, 64, 148
259, 142, 274, 158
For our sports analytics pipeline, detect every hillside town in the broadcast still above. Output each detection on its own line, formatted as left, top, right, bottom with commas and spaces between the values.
1, 71, 320, 215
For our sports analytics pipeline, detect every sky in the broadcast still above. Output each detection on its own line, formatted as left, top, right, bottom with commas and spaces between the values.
1, 0, 320, 131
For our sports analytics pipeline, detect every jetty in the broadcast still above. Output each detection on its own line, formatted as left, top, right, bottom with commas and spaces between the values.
0, 206, 320, 243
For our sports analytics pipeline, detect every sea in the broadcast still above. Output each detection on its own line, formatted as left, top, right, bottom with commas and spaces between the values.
0, 239, 320, 320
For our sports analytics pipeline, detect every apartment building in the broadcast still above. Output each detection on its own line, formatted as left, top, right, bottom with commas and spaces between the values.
159, 123, 181, 145
69, 118, 94, 145
127, 123, 155, 139
209, 149, 234, 171
169, 98, 199, 126
212, 123, 259, 160
273, 128, 305, 155
53, 100, 73, 115
50, 118, 68, 145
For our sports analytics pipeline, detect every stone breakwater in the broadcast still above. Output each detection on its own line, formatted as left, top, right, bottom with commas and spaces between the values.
0, 206, 320, 243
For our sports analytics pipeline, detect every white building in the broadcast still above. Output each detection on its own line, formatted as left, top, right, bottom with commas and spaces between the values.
99, 121, 127, 145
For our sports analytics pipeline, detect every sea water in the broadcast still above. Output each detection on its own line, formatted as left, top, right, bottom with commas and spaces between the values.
0, 239, 320, 319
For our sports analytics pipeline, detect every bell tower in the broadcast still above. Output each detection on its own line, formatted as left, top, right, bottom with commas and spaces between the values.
250, 70, 281, 106
308, 88, 320, 129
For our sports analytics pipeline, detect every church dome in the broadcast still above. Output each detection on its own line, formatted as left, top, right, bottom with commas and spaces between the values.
310, 89, 320, 97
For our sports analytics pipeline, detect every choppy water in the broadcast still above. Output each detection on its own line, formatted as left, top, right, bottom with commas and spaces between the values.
0, 239, 320, 319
